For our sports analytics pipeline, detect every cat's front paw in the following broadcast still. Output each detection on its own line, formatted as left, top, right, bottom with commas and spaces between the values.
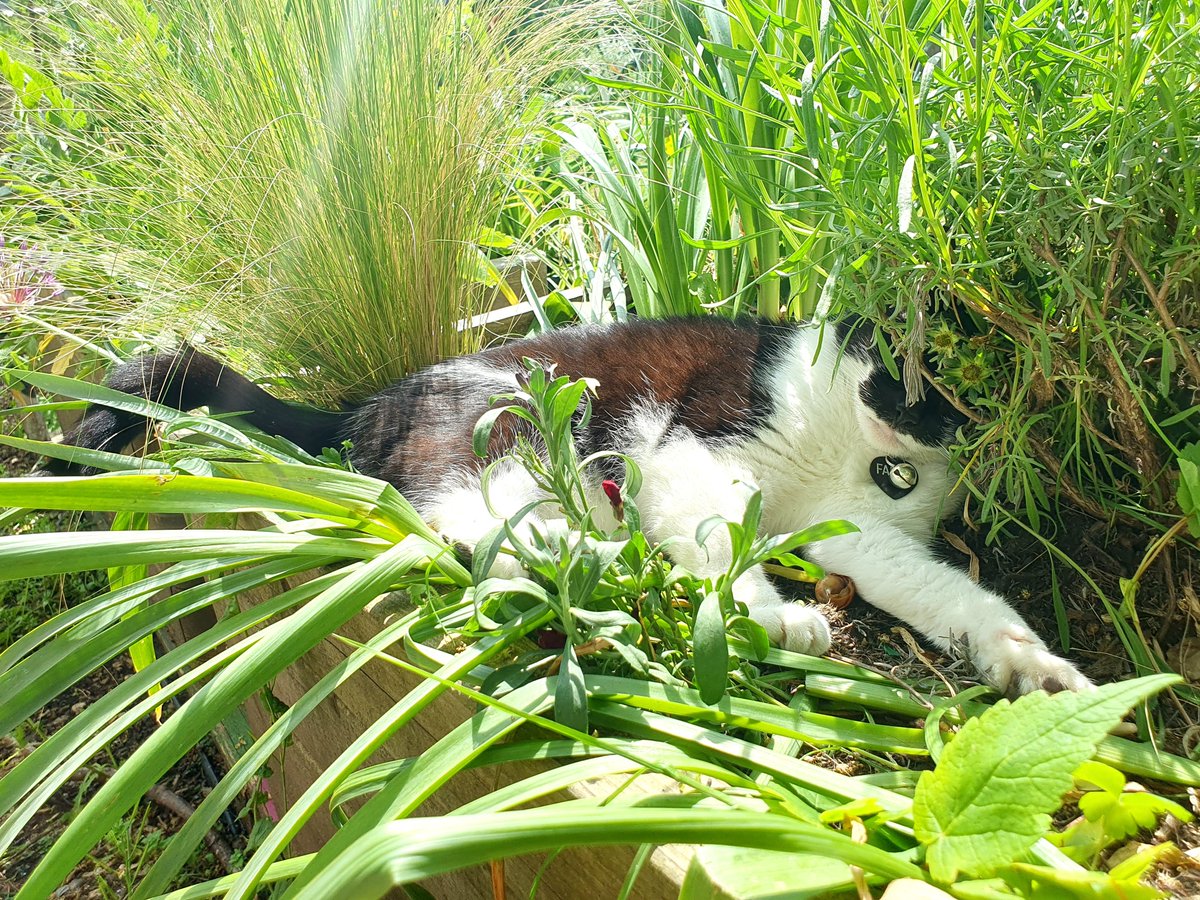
973, 626, 1092, 696
751, 603, 832, 656
732, 572, 832, 656
779, 603, 833, 656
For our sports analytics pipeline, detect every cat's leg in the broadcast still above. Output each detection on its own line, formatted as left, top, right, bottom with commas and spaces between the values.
422, 462, 549, 579
803, 516, 1091, 694
633, 433, 831, 655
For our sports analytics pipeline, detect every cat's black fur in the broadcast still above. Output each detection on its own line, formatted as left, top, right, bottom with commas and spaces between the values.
53, 318, 962, 493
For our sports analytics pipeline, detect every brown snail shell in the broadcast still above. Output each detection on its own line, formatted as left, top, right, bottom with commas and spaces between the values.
816, 573, 855, 609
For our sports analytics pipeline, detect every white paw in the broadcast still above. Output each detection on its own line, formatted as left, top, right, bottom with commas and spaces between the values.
485, 552, 526, 580
972, 626, 1093, 695
779, 603, 833, 655
750, 603, 833, 656
730, 572, 832, 656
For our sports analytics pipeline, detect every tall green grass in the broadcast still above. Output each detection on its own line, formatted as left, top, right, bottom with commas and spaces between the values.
1, 0, 613, 402
614, 0, 1200, 533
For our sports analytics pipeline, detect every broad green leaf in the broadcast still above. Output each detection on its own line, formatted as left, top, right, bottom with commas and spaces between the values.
739, 490, 763, 551
10, 369, 287, 459
210, 462, 450, 547
8, 368, 191, 424
694, 591, 730, 704
695, 513, 733, 553
109, 511, 155, 679
0, 557, 318, 743
912, 675, 1179, 882
329, 739, 660, 814
0, 557, 260, 675
680, 844, 861, 899
727, 642, 887, 682
726, 614, 769, 660
805, 673, 1200, 785
451, 752, 746, 817
1178, 443, 1200, 537
132, 603, 429, 895
752, 518, 859, 566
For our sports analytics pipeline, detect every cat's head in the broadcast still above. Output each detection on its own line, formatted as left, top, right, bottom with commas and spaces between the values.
835, 317, 967, 456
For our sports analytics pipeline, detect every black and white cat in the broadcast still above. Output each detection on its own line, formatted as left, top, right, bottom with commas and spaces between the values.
54, 317, 1091, 695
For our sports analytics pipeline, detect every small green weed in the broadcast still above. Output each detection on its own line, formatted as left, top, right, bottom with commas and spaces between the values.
1049, 761, 1192, 868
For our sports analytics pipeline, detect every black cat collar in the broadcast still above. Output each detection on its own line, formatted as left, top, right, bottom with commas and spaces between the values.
871, 456, 918, 499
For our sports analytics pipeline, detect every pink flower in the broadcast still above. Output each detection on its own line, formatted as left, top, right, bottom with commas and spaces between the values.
0, 239, 65, 319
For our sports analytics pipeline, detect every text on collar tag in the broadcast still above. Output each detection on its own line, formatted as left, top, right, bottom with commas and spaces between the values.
871, 456, 918, 499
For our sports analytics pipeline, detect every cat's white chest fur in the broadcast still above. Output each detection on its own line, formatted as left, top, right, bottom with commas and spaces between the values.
720, 328, 954, 542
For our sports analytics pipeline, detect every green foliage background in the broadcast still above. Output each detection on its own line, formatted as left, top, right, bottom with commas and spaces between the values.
1, 0, 1199, 896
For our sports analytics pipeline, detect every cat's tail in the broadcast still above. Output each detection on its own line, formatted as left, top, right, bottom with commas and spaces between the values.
48, 347, 349, 474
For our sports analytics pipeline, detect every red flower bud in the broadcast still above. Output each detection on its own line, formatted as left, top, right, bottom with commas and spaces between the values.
601, 479, 624, 522
536, 628, 567, 649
